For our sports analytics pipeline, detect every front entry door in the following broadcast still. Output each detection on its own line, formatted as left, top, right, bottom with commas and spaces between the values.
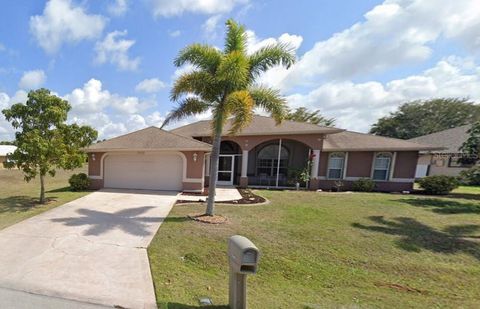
217, 155, 235, 185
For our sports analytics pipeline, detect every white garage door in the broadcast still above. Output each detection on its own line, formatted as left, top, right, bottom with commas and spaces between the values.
104, 153, 183, 191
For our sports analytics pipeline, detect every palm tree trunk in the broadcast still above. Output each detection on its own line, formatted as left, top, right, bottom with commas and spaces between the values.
39, 173, 46, 204
206, 129, 222, 216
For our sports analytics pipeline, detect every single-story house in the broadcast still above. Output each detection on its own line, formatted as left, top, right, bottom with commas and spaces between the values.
408, 125, 474, 178
85, 115, 440, 192
0, 145, 16, 168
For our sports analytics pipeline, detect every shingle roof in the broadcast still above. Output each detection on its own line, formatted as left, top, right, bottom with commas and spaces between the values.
85, 127, 212, 152
0, 145, 16, 156
408, 125, 471, 153
170, 115, 344, 137
323, 131, 444, 151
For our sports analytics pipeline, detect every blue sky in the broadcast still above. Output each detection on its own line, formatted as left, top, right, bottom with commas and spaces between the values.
1, 0, 480, 140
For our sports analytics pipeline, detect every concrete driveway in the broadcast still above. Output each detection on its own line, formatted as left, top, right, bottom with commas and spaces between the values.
0, 189, 178, 309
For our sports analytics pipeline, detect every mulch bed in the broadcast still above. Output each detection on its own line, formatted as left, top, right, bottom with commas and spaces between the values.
176, 188, 266, 205
187, 213, 228, 224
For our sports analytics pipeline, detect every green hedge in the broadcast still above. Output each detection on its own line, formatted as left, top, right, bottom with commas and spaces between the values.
68, 173, 90, 191
418, 175, 459, 195
352, 178, 376, 192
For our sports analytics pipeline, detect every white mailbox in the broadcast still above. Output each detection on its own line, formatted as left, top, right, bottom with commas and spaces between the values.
228, 235, 260, 309
228, 235, 260, 274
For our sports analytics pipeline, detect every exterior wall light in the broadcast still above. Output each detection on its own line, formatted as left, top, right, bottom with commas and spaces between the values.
92, 154, 96, 161
193, 152, 198, 162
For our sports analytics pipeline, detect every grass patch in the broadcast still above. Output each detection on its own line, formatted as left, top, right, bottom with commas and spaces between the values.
0, 167, 90, 230
148, 190, 480, 308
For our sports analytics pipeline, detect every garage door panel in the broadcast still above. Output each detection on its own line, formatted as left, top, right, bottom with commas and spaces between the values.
104, 154, 183, 191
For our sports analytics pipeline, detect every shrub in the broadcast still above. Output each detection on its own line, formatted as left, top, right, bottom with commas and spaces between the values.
68, 173, 90, 191
459, 166, 480, 185
352, 178, 376, 192
417, 175, 459, 195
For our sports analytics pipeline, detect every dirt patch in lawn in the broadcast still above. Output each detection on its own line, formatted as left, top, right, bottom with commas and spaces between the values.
187, 213, 228, 224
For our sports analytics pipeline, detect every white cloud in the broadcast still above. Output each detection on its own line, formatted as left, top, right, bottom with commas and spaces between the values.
287, 56, 480, 132
108, 0, 128, 16
94, 30, 140, 71
150, 0, 248, 17
172, 64, 195, 80
202, 15, 222, 39
64, 78, 151, 116
135, 78, 166, 93
30, 0, 106, 54
145, 111, 165, 127
0, 93, 9, 110
245, 30, 303, 88
168, 30, 181, 37
281, 0, 480, 88
18, 70, 47, 90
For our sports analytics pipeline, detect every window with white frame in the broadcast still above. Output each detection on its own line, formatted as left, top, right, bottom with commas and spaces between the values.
372, 153, 392, 181
327, 152, 346, 179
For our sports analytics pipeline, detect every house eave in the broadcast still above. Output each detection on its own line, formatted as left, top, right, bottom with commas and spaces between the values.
84, 147, 212, 153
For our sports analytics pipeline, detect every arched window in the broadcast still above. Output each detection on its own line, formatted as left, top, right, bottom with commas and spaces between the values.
372, 152, 392, 181
256, 144, 289, 176
327, 152, 346, 179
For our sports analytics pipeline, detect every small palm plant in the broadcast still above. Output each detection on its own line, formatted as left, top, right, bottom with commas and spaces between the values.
162, 19, 295, 216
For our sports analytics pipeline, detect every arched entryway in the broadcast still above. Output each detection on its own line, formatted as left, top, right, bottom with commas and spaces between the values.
217, 140, 242, 185
247, 139, 311, 187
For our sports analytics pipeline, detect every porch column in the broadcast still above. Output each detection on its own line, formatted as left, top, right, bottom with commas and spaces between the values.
310, 149, 320, 179
205, 154, 210, 176
240, 150, 249, 188
309, 149, 321, 190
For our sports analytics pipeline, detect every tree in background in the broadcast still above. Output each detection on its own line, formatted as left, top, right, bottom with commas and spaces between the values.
162, 19, 295, 216
286, 107, 335, 126
0, 141, 15, 145
2, 89, 98, 204
370, 98, 480, 139
459, 121, 480, 165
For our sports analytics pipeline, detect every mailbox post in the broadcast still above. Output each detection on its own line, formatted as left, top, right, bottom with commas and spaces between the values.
228, 235, 260, 309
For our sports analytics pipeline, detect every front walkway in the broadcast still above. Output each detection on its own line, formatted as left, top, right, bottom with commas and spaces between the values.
180, 186, 243, 202
0, 189, 178, 309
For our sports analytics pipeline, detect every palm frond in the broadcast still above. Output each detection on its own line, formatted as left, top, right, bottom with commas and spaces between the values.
224, 19, 247, 54
161, 98, 210, 129
170, 71, 220, 102
249, 86, 288, 124
174, 44, 222, 74
249, 43, 296, 78
216, 51, 249, 89
224, 90, 254, 134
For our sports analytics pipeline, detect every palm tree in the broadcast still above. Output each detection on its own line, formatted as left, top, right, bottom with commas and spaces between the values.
162, 19, 295, 216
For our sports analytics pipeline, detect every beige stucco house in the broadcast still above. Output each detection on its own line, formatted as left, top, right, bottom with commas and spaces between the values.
408, 125, 473, 178
85, 115, 439, 192
0, 145, 16, 168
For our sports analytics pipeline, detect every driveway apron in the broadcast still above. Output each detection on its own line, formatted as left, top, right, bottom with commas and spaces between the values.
0, 189, 178, 309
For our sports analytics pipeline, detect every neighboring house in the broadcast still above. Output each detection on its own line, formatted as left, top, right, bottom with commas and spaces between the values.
0, 145, 16, 168
85, 115, 439, 193
408, 125, 472, 178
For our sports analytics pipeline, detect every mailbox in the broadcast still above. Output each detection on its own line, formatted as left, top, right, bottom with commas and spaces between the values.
228, 235, 260, 309
228, 235, 260, 274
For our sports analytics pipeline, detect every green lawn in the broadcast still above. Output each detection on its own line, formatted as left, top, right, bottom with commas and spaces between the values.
454, 185, 480, 195
0, 167, 90, 230
148, 190, 480, 308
